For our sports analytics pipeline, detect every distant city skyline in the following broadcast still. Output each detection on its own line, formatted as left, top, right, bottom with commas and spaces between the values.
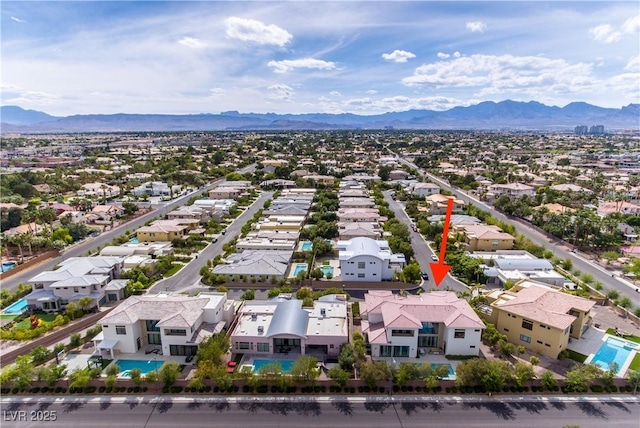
1, 1, 639, 116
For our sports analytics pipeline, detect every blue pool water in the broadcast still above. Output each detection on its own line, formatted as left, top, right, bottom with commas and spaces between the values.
293, 264, 308, 276
590, 337, 635, 374
113, 359, 165, 377
253, 359, 295, 373
301, 241, 312, 251
320, 266, 334, 276
129, 237, 139, 244
1, 262, 16, 273
432, 363, 456, 379
3, 298, 27, 315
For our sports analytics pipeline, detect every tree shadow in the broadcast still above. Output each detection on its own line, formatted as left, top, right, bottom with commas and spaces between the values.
62, 402, 84, 413
462, 402, 516, 420
125, 398, 139, 409
237, 401, 261, 414
37, 403, 52, 411
98, 398, 111, 411
574, 402, 608, 419
508, 401, 547, 414
331, 400, 353, 416
549, 401, 566, 411
4, 403, 22, 412
290, 401, 321, 416
187, 401, 203, 410
156, 401, 173, 414
400, 401, 428, 415
604, 401, 631, 413
363, 400, 389, 413
209, 400, 230, 413
430, 402, 444, 413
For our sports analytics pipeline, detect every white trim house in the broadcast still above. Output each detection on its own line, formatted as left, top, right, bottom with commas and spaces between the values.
337, 237, 405, 281
361, 290, 484, 358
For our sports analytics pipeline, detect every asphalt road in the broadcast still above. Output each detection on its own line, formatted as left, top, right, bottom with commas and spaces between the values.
383, 190, 467, 293
2, 165, 255, 293
148, 191, 274, 293
1, 395, 638, 428
396, 155, 640, 306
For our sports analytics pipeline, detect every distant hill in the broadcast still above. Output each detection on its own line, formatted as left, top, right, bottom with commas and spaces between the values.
1, 106, 58, 126
1, 101, 638, 133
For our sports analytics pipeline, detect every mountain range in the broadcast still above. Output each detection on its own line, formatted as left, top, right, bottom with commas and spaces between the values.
1, 101, 638, 133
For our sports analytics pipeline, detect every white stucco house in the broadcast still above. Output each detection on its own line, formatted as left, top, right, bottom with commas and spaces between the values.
337, 237, 405, 281
97, 292, 235, 359
361, 290, 484, 358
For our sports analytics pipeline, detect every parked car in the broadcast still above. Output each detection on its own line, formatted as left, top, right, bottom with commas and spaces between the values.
221, 229, 226, 235
431, 255, 438, 262
421, 271, 429, 280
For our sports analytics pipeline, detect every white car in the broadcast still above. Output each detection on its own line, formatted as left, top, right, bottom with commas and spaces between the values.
431, 255, 438, 262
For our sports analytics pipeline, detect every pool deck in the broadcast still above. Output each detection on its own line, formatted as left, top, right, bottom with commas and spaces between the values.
376, 353, 460, 379
582, 334, 639, 376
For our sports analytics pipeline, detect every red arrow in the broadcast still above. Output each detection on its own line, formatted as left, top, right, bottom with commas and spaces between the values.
430, 197, 453, 286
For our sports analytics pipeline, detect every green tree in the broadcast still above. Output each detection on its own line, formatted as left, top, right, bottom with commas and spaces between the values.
402, 260, 422, 283
396, 362, 420, 386
66, 302, 79, 321
78, 296, 93, 313
328, 366, 350, 388
540, 370, 557, 390
514, 362, 535, 387
338, 343, 355, 371
240, 289, 255, 300
290, 355, 319, 385
159, 361, 182, 388
565, 364, 602, 393
359, 361, 392, 389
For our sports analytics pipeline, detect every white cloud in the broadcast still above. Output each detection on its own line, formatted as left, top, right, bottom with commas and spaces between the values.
178, 37, 208, 49
267, 58, 336, 73
225, 17, 292, 47
330, 91, 342, 96
11, 16, 26, 23
381, 49, 416, 63
622, 16, 640, 33
453, 51, 461, 58
437, 52, 450, 59
366, 90, 377, 95
1, 83, 58, 106
402, 54, 596, 98
268, 84, 294, 101
466, 21, 486, 33
341, 95, 474, 112
210, 88, 226, 96
589, 24, 621, 44
625, 55, 640, 72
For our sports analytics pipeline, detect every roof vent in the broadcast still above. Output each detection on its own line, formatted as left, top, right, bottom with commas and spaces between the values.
258, 326, 264, 333
251, 313, 257, 321
320, 308, 326, 317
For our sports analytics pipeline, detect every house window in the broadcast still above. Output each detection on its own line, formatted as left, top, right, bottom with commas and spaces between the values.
238, 342, 250, 350
519, 334, 531, 343
454, 329, 466, 339
357, 262, 366, 269
115, 325, 126, 335
522, 319, 533, 331
257, 343, 269, 352
492, 240, 499, 246
73, 288, 79, 292
357, 273, 365, 278
165, 329, 187, 336
391, 329, 414, 337
503, 328, 509, 332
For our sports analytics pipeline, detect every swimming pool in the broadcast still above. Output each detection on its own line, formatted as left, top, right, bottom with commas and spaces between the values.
293, 264, 308, 277
588, 336, 636, 374
129, 237, 139, 244
1, 261, 16, 273
2, 298, 27, 315
320, 266, 334, 276
113, 359, 165, 377
432, 363, 456, 379
301, 241, 312, 251
252, 359, 295, 373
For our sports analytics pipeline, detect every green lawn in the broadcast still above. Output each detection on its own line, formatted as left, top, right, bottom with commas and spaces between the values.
629, 354, 640, 372
13, 313, 58, 331
566, 349, 588, 363
0, 314, 17, 320
606, 328, 640, 344
163, 264, 183, 278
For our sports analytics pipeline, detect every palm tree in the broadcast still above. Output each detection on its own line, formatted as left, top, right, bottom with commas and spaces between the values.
8, 233, 25, 263
78, 296, 93, 313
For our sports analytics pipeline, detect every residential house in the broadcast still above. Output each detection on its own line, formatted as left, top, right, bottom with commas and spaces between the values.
479, 280, 595, 358
230, 295, 348, 359
166, 206, 210, 222
487, 183, 536, 199
423, 194, 465, 215
90, 205, 125, 223
361, 290, 484, 358
597, 201, 640, 217
212, 250, 293, 281
136, 223, 187, 242
131, 181, 182, 197
337, 237, 405, 281
411, 182, 441, 197
338, 221, 382, 240
456, 224, 515, 251
25, 256, 125, 312
98, 292, 235, 358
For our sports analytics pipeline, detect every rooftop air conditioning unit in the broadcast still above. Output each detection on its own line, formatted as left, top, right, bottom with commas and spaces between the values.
258, 326, 264, 333
251, 313, 257, 321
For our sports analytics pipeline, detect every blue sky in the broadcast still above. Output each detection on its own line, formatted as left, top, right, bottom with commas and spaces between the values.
1, 1, 639, 116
